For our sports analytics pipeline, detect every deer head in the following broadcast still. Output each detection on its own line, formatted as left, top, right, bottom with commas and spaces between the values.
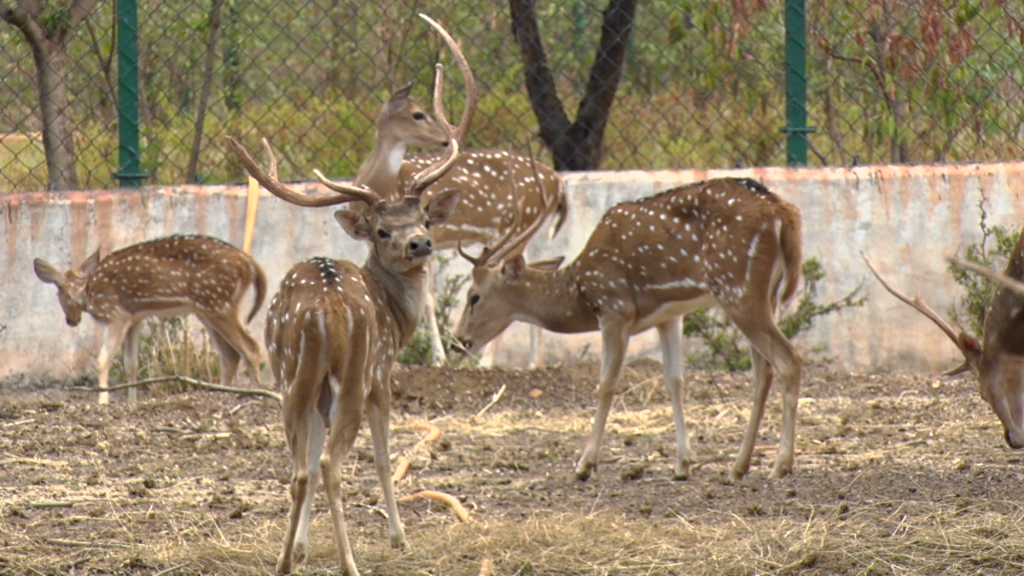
864, 243, 1024, 449
33, 250, 101, 326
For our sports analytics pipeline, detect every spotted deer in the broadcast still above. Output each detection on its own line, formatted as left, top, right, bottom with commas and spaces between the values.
454, 178, 804, 480
33, 234, 266, 404
226, 14, 472, 575
863, 233, 1024, 449
351, 70, 567, 366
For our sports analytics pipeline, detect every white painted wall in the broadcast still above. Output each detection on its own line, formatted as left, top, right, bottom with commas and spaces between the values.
3, 162, 1023, 386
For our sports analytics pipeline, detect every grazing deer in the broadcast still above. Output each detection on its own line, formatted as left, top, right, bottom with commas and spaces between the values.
352, 70, 567, 366
863, 234, 1024, 449
226, 14, 472, 575
33, 234, 266, 404
454, 178, 804, 481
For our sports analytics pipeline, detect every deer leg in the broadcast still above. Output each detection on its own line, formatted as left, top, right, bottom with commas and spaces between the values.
198, 316, 243, 387
657, 318, 692, 480
729, 312, 802, 479
528, 325, 543, 369
277, 397, 325, 575
424, 257, 447, 366
575, 320, 630, 481
207, 310, 263, 385
320, 373, 364, 576
96, 319, 131, 405
123, 321, 143, 403
366, 385, 408, 549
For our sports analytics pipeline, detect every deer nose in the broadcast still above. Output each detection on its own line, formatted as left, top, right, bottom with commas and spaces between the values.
408, 235, 433, 258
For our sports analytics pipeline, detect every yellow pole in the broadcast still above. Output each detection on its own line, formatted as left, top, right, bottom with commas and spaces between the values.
243, 175, 259, 254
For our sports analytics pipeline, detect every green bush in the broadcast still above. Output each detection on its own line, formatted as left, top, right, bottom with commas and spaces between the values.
683, 257, 867, 371
947, 197, 1021, 337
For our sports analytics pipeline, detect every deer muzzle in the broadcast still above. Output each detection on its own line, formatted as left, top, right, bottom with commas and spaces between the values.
408, 235, 433, 259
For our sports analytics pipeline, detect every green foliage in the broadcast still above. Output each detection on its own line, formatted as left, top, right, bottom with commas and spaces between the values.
947, 197, 1021, 336
4, 0, 1024, 192
683, 257, 867, 372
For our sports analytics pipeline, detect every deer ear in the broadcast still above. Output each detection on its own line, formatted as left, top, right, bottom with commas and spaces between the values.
959, 333, 985, 366
531, 256, 565, 271
385, 82, 413, 116
33, 258, 65, 287
334, 210, 372, 241
80, 250, 102, 275
424, 189, 461, 227
502, 255, 526, 282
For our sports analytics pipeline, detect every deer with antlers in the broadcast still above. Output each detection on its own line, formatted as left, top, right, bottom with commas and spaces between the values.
454, 177, 804, 481
33, 235, 266, 404
348, 58, 567, 366
226, 15, 472, 575
863, 233, 1024, 450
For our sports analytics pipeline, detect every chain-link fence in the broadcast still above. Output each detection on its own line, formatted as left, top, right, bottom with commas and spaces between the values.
2, 0, 1023, 193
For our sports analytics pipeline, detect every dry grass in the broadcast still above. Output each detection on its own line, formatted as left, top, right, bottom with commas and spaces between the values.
3, 361, 1024, 575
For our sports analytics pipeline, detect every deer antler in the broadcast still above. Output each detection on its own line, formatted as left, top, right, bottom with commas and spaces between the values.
949, 257, 1024, 296
419, 13, 476, 146
861, 251, 971, 358
401, 14, 477, 198
227, 136, 383, 207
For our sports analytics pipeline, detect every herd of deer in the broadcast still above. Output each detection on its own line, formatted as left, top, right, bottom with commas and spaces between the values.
28, 15, 1024, 576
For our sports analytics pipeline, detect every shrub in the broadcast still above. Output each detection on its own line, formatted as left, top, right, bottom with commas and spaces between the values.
947, 196, 1021, 336
683, 257, 867, 371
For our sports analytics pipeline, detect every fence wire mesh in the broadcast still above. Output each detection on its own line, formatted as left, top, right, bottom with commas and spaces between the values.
2, 0, 1023, 192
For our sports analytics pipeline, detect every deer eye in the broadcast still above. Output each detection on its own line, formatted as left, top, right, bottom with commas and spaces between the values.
377, 229, 391, 239
469, 294, 481, 307
412, 112, 427, 121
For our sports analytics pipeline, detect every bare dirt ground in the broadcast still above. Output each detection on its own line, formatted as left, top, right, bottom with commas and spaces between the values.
2, 359, 1024, 575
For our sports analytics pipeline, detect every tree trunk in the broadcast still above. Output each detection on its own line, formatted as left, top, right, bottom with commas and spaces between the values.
510, 0, 638, 171
4, 0, 100, 190
25, 33, 80, 190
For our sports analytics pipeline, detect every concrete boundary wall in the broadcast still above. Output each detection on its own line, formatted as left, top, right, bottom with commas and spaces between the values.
3, 162, 1023, 385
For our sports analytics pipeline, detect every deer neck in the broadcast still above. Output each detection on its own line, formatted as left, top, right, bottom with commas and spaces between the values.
362, 253, 427, 345
514, 265, 596, 334
354, 134, 407, 197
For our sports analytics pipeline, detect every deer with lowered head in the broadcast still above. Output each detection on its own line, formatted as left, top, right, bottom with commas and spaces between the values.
351, 56, 567, 367
863, 232, 1024, 449
33, 234, 266, 404
454, 177, 805, 481
226, 14, 472, 575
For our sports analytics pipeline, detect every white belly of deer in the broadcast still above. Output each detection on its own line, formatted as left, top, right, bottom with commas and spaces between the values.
632, 293, 717, 334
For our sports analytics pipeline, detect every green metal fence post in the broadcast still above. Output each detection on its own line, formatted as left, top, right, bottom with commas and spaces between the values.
784, 0, 814, 166
114, 0, 148, 187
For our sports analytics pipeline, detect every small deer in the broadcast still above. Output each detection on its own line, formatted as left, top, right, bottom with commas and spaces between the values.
226, 14, 472, 575
455, 177, 804, 481
353, 72, 567, 366
33, 234, 266, 404
863, 233, 1024, 449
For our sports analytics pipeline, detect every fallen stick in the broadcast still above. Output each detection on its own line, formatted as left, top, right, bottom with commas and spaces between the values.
44, 537, 127, 549
72, 375, 282, 405
391, 421, 443, 483
398, 490, 472, 523
474, 383, 506, 419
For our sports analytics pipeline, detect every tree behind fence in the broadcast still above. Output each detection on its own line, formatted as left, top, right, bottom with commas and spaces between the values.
2, 0, 1023, 193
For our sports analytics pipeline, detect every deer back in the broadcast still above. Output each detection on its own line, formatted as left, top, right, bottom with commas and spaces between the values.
576, 178, 801, 319
265, 258, 384, 399
455, 178, 802, 352
35, 234, 266, 326
398, 149, 567, 250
